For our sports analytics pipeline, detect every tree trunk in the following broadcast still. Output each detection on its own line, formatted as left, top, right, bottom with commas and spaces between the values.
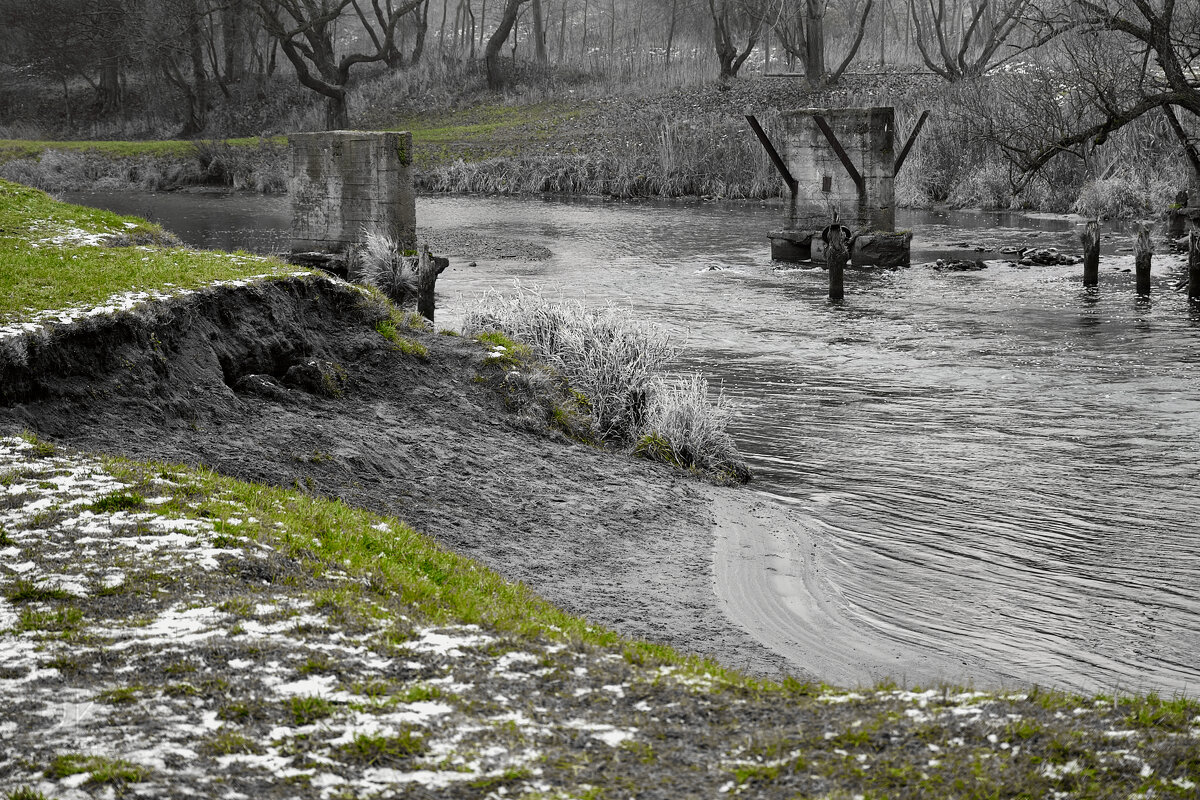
440, 0, 450, 50
410, 0, 430, 65
805, 0, 825, 83
878, 0, 886, 65
608, 0, 615, 57
665, 0, 678, 68
325, 93, 349, 129
531, 0, 546, 63
557, 0, 567, 64
485, 0, 527, 89
223, 0, 248, 83
98, 56, 122, 112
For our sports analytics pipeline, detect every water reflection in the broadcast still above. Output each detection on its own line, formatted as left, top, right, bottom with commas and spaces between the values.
63, 190, 1200, 695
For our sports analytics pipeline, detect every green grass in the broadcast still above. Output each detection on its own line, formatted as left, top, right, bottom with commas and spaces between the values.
46, 753, 150, 787
102, 455, 736, 682
0, 179, 298, 322
0, 136, 283, 164
337, 729, 428, 765
385, 102, 583, 169
7, 787, 51, 800
289, 695, 336, 725
87, 491, 145, 513
202, 729, 265, 756
375, 319, 429, 359
17, 606, 83, 633
5, 578, 75, 603
0, 100, 572, 174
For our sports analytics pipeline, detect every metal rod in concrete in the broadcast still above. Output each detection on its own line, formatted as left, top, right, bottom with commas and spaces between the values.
1081, 220, 1100, 287
812, 114, 865, 194
745, 115, 798, 194
1134, 224, 1152, 296
895, 110, 930, 176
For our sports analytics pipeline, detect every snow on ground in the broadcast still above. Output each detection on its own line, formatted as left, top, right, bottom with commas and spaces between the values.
0, 436, 669, 797
2, 435, 1197, 798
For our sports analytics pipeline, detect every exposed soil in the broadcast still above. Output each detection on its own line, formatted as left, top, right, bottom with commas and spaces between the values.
0, 273, 795, 679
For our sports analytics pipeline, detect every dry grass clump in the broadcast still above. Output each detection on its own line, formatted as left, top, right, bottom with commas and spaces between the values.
463, 284, 674, 443
463, 285, 749, 483
353, 231, 419, 306
638, 374, 750, 485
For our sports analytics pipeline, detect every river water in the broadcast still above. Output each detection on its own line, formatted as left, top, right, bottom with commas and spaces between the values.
64, 190, 1200, 696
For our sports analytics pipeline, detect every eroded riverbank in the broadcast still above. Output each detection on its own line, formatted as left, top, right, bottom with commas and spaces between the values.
3, 274, 1199, 798
0, 273, 794, 679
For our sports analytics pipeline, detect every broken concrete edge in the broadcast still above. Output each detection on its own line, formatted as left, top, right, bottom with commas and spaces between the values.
769, 229, 912, 268
285, 251, 451, 282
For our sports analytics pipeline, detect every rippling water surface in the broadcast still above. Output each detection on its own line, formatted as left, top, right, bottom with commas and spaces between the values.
67, 190, 1200, 694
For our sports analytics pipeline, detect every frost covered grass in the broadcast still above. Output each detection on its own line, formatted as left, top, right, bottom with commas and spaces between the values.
0, 179, 299, 325
2, 435, 1198, 798
463, 284, 749, 483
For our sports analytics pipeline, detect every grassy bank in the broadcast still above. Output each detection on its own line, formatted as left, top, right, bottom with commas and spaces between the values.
0, 179, 296, 324
1, 179, 1198, 798
3, 433, 1199, 799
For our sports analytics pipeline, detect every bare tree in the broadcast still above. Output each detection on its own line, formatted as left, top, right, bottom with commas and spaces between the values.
484, 0, 533, 88
255, 0, 426, 129
158, 0, 213, 136
1003, 1, 1200, 192
0, 0, 124, 121
772, 0, 875, 84
708, 0, 765, 81
907, 0, 1047, 80
531, 0, 547, 63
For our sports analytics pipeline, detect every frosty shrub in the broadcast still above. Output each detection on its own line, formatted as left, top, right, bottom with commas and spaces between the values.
463, 284, 749, 482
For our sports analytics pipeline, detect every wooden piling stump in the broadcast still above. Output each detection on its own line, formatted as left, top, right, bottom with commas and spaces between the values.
825, 222, 848, 301
1081, 220, 1100, 287
1134, 224, 1152, 296
1190, 226, 1200, 303
416, 247, 448, 323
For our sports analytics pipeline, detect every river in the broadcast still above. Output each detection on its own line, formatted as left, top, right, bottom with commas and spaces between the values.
63, 189, 1200, 697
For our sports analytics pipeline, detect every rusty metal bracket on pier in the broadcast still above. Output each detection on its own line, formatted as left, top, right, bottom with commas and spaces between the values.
745, 114, 797, 195
895, 110, 930, 176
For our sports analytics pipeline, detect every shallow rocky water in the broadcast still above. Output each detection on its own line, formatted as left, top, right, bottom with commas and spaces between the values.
63, 189, 1200, 696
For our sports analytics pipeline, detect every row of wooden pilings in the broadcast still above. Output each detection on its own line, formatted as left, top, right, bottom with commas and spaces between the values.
821, 219, 1200, 302
1080, 221, 1200, 300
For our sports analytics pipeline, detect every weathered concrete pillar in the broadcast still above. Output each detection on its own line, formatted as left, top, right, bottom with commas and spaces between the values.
288, 131, 416, 260
780, 107, 895, 233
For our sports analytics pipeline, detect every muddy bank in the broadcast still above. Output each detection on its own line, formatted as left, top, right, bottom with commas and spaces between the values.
0, 274, 796, 678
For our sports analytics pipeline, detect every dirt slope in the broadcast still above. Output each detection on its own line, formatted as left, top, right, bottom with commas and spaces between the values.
0, 273, 796, 678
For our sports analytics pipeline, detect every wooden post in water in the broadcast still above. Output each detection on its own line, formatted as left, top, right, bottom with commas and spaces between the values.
1190, 226, 1200, 303
1134, 224, 1152, 296
1081, 219, 1100, 287
826, 220, 848, 301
